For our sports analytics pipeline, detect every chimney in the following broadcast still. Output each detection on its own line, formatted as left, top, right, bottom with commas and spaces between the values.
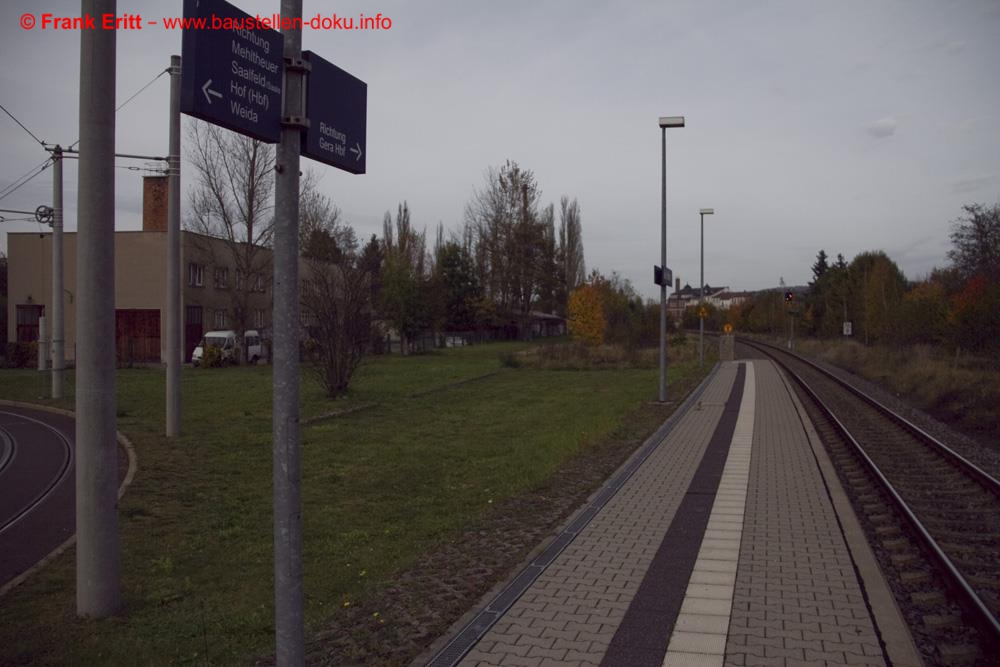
142, 175, 168, 232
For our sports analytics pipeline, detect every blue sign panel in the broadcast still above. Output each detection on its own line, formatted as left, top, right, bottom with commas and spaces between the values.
180, 0, 283, 143
302, 51, 367, 174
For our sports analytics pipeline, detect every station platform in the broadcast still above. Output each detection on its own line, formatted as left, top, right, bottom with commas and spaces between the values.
430, 360, 920, 667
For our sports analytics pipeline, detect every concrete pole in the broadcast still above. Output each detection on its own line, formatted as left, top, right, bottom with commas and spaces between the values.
166, 55, 182, 437
699, 212, 704, 367
274, 0, 304, 661
37, 316, 47, 371
75, 0, 121, 618
659, 127, 668, 402
52, 146, 65, 398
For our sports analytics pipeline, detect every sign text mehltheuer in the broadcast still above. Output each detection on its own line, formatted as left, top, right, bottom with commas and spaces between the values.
179, 0, 283, 143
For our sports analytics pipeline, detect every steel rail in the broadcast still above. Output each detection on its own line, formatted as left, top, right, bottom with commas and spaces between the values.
742, 337, 1000, 496
739, 338, 1000, 645
0, 411, 73, 536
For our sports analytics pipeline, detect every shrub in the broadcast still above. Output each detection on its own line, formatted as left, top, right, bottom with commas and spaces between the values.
4, 342, 36, 368
200, 345, 224, 368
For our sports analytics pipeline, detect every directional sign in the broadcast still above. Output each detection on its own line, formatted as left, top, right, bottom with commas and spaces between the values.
653, 265, 672, 287
180, 0, 283, 143
302, 51, 367, 174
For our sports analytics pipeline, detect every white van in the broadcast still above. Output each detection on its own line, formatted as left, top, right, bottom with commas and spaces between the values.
191, 330, 267, 366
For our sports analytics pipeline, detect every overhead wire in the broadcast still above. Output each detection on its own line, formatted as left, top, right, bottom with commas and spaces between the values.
0, 102, 45, 146
0, 156, 52, 199
0, 159, 52, 203
1, 65, 169, 206
69, 66, 170, 150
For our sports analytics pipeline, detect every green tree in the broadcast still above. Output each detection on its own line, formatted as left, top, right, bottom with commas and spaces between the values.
805, 249, 830, 336
380, 202, 427, 355
437, 241, 481, 331
897, 279, 950, 345
848, 251, 906, 345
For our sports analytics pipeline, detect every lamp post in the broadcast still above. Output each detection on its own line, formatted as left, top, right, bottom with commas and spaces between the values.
699, 207, 714, 366
658, 116, 684, 402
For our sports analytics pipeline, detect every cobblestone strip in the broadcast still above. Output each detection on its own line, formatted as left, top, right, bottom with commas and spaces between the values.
725, 360, 886, 667
662, 361, 755, 667
457, 364, 740, 667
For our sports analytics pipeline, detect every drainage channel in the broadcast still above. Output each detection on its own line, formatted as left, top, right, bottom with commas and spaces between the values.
424, 363, 722, 667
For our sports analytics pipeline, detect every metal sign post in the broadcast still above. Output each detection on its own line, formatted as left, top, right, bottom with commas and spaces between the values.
176, 0, 367, 655
273, 0, 305, 661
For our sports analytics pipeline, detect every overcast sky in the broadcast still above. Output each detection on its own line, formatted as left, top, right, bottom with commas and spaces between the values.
2, 0, 998, 297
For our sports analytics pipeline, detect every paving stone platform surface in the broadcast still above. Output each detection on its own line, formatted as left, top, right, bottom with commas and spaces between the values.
442, 360, 891, 667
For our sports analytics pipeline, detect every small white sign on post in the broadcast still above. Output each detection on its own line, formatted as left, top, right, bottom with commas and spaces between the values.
843, 321, 853, 336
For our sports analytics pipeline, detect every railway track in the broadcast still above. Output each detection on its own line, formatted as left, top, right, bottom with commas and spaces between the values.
738, 338, 1000, 665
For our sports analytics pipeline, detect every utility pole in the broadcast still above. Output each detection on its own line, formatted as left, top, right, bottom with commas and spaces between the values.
166, 55, 181, 437
659, 127, 667, 401
274, 0, 305, 661
37, 317, 47, 372
75, 0, 121, 618
657, 116, 684, 402
52, 146, 65, 399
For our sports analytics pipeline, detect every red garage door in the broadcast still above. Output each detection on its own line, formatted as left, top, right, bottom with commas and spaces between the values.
116, 309, 161, 364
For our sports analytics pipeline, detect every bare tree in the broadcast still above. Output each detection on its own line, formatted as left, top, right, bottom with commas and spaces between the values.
948, 202, 1000, 282
301, 243, 373, 398
300, 170, 356, 261
558, 196, 585, 315
186, 122, 274, 361
465, 160, 546, 338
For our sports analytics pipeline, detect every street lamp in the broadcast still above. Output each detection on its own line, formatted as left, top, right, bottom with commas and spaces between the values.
699, 207, 714, 366
658, 116, 684, 402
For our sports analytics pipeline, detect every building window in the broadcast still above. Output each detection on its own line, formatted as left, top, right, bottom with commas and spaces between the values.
213, 267, 229, 289
252, 273, 265, 293
188, 262, 204, 287
214, 309, 227, 329
16, 304, 44, 343
236, 269, 245, 291
254, 309, 266, 328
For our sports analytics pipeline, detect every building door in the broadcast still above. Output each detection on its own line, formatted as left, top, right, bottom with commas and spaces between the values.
115, 309, 161, 363
16, 304, 44, 343
185, 305, 203, 362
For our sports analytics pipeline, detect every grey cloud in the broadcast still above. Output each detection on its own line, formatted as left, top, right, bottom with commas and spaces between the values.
952, 175, 994, 194
866, 117, 897, 139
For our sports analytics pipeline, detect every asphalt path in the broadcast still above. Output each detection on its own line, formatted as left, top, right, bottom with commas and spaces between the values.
0, 406, 126, 590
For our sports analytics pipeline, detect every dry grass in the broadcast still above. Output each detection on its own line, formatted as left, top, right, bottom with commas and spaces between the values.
794, 339, 1000, 439
501, 336, 704, 371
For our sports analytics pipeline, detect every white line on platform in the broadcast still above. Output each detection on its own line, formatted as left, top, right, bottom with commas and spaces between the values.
663, 361, 755, 667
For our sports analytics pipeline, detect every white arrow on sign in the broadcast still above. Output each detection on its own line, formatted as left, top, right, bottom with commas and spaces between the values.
350, 143, 363, 161
202, 79, 222, 104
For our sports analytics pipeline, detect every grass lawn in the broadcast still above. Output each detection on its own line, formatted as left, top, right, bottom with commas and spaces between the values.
0, 338, 710, 665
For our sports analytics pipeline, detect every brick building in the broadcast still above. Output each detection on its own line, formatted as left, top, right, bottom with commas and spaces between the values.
6, 176, 272, 363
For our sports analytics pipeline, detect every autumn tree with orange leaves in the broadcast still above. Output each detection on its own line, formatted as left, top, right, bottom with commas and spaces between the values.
567, 284, 605, 346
